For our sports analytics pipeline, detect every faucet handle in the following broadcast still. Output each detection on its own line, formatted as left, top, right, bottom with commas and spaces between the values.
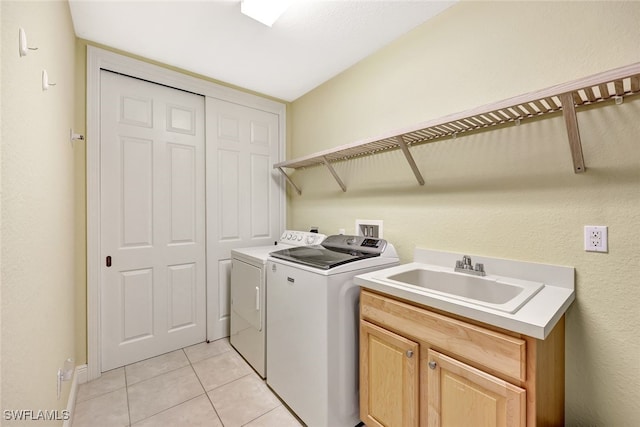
474, 263, 484, 273
456, 260, 463, 269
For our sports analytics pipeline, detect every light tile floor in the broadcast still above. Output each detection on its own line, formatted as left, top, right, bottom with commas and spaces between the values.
73, 338, 303, 427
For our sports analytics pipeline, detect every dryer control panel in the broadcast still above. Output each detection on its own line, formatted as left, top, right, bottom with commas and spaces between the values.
279, 230, 327, 246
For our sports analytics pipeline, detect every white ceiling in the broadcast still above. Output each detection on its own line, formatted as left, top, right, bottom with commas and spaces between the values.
69, 0, 456, 102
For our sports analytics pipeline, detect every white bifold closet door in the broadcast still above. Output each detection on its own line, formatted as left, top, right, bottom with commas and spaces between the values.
206, 98, 281, 341
100, 70, 206, 371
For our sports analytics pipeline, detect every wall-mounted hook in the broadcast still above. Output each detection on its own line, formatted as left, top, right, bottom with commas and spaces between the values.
614, 96, 624, 105
42, 70, 56, 90
70, 130, 85, 141
70, 129, 85, 145
19, 28, 38, 57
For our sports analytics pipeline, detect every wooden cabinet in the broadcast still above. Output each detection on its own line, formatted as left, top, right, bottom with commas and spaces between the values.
360, 321, 419, 427
359, 289, 565, 427
427, 349, 525, 427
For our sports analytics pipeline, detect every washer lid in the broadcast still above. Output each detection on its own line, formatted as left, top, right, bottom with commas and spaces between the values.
269, 245, 380, 270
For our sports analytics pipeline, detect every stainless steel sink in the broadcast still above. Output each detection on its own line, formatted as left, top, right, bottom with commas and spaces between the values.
379, 267, 544, 313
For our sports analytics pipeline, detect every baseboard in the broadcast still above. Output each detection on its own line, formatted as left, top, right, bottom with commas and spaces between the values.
76, 364, 88, 385
62, 364, 87, 427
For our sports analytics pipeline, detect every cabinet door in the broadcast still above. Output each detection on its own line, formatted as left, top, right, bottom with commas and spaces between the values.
360, 320, 419, 427
427, 349, 526, 427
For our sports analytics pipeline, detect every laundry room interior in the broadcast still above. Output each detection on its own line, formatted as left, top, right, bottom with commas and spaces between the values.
1, 1, 639, 426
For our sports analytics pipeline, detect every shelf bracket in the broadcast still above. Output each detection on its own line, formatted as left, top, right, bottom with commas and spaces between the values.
559, 93, 586, 173
277, 167, 302, 195
395, 136, 425, 185
322, 156, 347, 192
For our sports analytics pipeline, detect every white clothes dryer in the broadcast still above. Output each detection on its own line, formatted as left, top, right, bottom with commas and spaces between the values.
230, 230, 326, 378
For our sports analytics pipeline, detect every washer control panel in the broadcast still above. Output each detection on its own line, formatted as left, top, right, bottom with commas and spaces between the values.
322, 235, 388, 254
279, 230, 327, 247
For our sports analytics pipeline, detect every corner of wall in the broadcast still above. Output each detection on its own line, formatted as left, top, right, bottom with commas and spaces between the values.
0, 0, 4, 408
1, 0, 78, 415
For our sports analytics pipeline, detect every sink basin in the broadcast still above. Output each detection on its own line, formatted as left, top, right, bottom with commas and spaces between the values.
379, 267, 544, 313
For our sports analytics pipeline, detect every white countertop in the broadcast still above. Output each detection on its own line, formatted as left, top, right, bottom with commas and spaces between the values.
355, 248, 575, 340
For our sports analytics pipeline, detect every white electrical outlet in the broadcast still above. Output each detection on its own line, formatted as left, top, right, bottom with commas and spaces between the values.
584, 226, 608, 253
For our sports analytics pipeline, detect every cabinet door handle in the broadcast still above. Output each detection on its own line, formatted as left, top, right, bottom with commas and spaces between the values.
428, 361, 437, 370
406, 350, 414, 358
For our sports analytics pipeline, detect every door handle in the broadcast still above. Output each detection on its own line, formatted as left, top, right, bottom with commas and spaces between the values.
106, 256, 112, 267
255, 286, 260, 311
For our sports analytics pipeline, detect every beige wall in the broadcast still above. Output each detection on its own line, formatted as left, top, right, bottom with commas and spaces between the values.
0, 0, 4, 406
1, 0, 78, 418
288, 1, 640, 425
73, 38, 87, 370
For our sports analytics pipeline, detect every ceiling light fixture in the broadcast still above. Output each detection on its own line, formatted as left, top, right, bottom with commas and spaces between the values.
241, 0, 295, 27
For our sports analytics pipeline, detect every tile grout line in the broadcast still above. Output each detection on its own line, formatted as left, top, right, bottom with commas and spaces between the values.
188, 339, 280, 425
240, 405, 282, 427
215, 340, 303, 426
80, 340, 242, 427
207, 371, 279, 427
127, 340, 233, 425
124, 350, 193, 388
185, 347, 227, 425
124, 365, 132, 427
75, 384, 127, 406
126, 348, 210, 426
131, 394, 212, 426
130, 366, 208, 424
186, 341, 233, 365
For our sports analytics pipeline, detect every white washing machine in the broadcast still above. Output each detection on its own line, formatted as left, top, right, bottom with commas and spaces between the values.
266, 235, 399, 427
230, 230, 326, 378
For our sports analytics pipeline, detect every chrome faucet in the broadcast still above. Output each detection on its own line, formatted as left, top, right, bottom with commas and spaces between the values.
454, 255, 486, 276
